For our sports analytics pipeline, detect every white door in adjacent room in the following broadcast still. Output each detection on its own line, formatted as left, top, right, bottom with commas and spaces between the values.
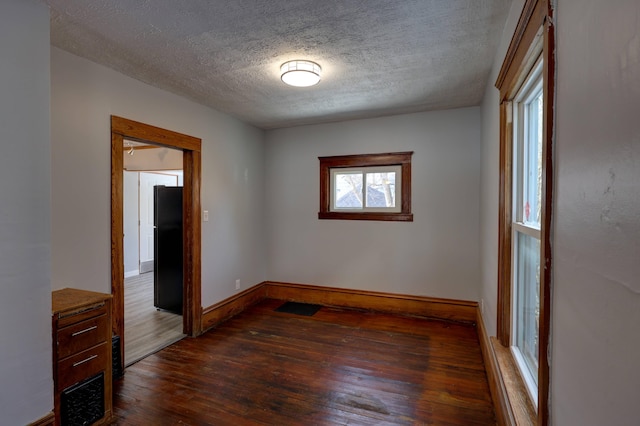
139, 172, 178, 273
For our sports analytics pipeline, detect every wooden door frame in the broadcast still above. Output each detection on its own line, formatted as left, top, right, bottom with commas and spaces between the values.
111, 116, 202, 372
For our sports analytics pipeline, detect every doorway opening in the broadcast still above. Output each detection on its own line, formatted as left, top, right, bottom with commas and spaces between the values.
111, 116, 202, 374
123, 144, 185, 365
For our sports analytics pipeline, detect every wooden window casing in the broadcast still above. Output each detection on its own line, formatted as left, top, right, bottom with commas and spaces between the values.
318, 152, 413, 222
495, 0, 554, 425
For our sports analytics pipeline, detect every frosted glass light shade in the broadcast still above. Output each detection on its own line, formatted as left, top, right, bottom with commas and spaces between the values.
280, 60, 322, 87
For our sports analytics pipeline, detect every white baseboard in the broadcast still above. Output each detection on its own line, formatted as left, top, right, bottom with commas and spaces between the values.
125, 270, 139, 278
140, 260, 154, 274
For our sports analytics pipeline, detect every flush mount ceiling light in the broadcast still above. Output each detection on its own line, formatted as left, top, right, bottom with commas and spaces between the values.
280, 60, 322, 87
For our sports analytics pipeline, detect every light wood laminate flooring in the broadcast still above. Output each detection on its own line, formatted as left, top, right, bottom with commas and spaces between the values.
124, 272, 185, 365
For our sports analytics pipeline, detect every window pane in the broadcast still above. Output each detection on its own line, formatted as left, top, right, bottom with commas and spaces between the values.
334, 172, 363, 209
522, 90, 543, 227
365, 172, 396, 208
514, 232, 540, 384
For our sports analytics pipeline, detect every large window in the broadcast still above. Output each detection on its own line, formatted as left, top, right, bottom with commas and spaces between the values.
494, 0, 554, 424
511, 57, 543, 400
319, 152, 413, 221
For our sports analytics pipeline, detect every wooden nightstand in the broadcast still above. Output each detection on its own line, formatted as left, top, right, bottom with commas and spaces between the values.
52, 288, 112, 426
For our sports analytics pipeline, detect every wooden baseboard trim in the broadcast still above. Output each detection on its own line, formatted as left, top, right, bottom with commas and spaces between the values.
477, 308, 515, 426
28, 412, 55, 426
264, 281, 477, 323
201, 281, 479, 333
201, 283, 267, 332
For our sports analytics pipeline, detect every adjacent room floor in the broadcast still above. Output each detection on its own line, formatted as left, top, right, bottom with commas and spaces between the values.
113, 298, 495, 425
124, 272, 185, 366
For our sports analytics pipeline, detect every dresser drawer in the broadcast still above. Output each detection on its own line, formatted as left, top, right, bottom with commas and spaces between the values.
57, 314, 108, 359
57, 343, 108, 391
57, 302, 107, 328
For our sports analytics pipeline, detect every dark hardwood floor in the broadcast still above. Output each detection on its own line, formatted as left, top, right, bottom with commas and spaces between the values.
113, 299, 495, 425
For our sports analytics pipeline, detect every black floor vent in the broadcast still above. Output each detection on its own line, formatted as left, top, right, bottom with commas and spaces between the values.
61, 372, 104, 426
275, 301, 322, 317
112, 335, 123, 380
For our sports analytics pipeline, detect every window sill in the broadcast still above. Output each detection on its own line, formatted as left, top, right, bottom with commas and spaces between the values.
490, 337, 537, 426
318, 212, 413, 222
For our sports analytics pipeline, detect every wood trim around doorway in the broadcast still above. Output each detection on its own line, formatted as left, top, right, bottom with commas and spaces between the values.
111, 116, 202, 374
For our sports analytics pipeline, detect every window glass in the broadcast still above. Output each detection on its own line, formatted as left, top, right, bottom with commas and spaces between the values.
334, 172, 363, 209
511, 56, 543, 401
330, 166, 401, 213
514, 232, 540, 384
521, 89, 543, 228
366, 172, 396, 208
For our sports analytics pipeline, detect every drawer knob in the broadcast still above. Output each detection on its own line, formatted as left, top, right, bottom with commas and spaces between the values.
71, 325, 98, 337
72, 354, 98, 367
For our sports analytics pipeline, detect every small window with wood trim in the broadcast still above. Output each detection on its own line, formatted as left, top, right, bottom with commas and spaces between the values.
319, 152, 413, 221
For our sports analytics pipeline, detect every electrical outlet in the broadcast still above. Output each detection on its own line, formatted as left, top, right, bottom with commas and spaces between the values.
235, 279, 240, 290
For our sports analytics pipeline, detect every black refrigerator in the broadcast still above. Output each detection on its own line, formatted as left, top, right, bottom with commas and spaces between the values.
153, 185, 183, 315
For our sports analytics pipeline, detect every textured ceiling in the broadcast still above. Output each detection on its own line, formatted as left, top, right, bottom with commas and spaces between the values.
45, 0, 511, 129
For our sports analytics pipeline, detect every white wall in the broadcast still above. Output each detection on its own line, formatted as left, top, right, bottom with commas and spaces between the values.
123, 171, 140, 276
265, 108, 481, 300
479, 0, 524, 336
0, 0, 53, 423
50, 47, 266, 308
552, 1, 640, 424
123, 167, 183, 279
124, 146, 183, 171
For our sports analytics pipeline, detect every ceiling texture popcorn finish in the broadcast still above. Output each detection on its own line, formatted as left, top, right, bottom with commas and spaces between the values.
46, 0, 511, 129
